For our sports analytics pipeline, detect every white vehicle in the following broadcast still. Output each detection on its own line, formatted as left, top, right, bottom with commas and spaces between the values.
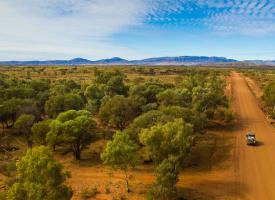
246, 131, 256, 145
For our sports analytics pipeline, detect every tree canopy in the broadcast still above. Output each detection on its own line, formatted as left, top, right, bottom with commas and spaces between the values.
7, 146, 72, 200
47, 110, 96, 159
14, 114, 35, 148
101, 131, 138, 192
139, 118, 194, 164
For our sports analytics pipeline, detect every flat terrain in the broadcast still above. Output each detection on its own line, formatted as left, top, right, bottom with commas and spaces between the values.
233, 72, 275, 199
1, 69, 274, 199
66, 72, 275, 200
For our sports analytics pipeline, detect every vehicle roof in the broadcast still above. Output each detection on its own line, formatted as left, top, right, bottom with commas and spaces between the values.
247, 132, 255, 136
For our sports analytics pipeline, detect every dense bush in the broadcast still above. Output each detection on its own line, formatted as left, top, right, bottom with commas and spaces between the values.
7, 146, 73, 200
0, 68, 233, 199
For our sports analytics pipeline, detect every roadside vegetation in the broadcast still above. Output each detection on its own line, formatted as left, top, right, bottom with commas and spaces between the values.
0, 66, 234, 199
239, 69, 275, 120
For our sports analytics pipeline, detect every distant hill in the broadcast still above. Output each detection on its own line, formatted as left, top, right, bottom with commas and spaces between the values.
0, 56, 274, 66
93, 57, 130, 65
244, 60, 275, 66
131, 56, 237, 65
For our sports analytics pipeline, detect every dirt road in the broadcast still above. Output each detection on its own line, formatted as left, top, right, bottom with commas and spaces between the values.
232, 72, 275, 200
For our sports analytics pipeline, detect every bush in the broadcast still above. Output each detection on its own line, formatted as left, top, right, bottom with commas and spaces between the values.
214, 107, 233, 122
0, 162, 16, 177
80, 186, 99, 199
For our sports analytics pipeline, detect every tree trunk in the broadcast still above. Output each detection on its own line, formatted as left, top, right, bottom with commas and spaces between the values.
74, 144, 81, 160
5, 121, 9, 129
124, 169, 130, 192
52, 144, 56, 152
27, 140, 33, 149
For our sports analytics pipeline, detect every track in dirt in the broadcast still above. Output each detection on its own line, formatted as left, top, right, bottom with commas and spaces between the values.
232, 72, 275, 200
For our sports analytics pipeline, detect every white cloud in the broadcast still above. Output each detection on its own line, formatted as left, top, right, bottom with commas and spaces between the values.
0, 0, 274, 60
0, 0, 150, 60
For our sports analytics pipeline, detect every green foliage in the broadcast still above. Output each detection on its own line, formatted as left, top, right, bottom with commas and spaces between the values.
45, 93, 84, 118
31, 119, 52, 145
105, 75, 129, 96
213, 107, 233, 122
14, 114, 35, 147
29, 79, 50, 93
101, 131, 138, 170
47, 110, 96, 159
7, 146, 72, 200
99, 95, 140, 130
263, 82, 275, 118
50, 80, 80, 95
0, 162, 16, 177
101, 131, 138, 192
147, 156, 180, 200
157, 87, 192, 108
0, 99, 38, 127
93, 70, 128, 96
129, 83, 166, 104
139, 118, 194, 164
85, 85, 105, 112
80, 186, 99, 199
3, 87, 35, 100
126, 110, 171, 141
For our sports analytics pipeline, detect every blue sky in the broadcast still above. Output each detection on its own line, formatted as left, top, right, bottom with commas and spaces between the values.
0, 0, 274, 61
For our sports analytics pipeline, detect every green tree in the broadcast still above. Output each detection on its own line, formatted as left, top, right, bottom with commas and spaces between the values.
105, 75, 128, 96
14, 114, 35, 148
101, 131, 138, 192
263, 82, 275, 117
3, 87, 35, 100
141, 119, 194, 200
157, 89, 183, 106
139, 118, 194, 164
93, 70, 128, 96
7, 146, 72, 200
99, 95, 138, 130
160, 106, 207, 132
125, 110, 171, 142
129, 83, 166, 104
45, 93, 84, 118
64, 93, 84, 111
31, 119, 52, 145
84, 85, 105, 112
47, 110, 96, 160
29, 79, 50, 93
147, 156, 180, 200
0, 99, 38, 128
45, 95, 64, 118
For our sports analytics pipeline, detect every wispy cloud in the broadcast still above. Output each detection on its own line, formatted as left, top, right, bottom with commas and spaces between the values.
147, 0, 275, 35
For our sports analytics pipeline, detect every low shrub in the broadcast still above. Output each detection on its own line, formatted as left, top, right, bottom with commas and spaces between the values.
80, 186, 99, 199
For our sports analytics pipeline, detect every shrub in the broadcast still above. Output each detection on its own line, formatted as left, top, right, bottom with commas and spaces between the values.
80, 186, 99, 199
0, 162, 16, 177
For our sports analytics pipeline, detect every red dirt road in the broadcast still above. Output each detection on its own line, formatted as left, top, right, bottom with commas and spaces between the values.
233, 72, 275, 200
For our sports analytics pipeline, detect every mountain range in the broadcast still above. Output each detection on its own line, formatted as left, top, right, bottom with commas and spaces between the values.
0, 56, 274, 66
